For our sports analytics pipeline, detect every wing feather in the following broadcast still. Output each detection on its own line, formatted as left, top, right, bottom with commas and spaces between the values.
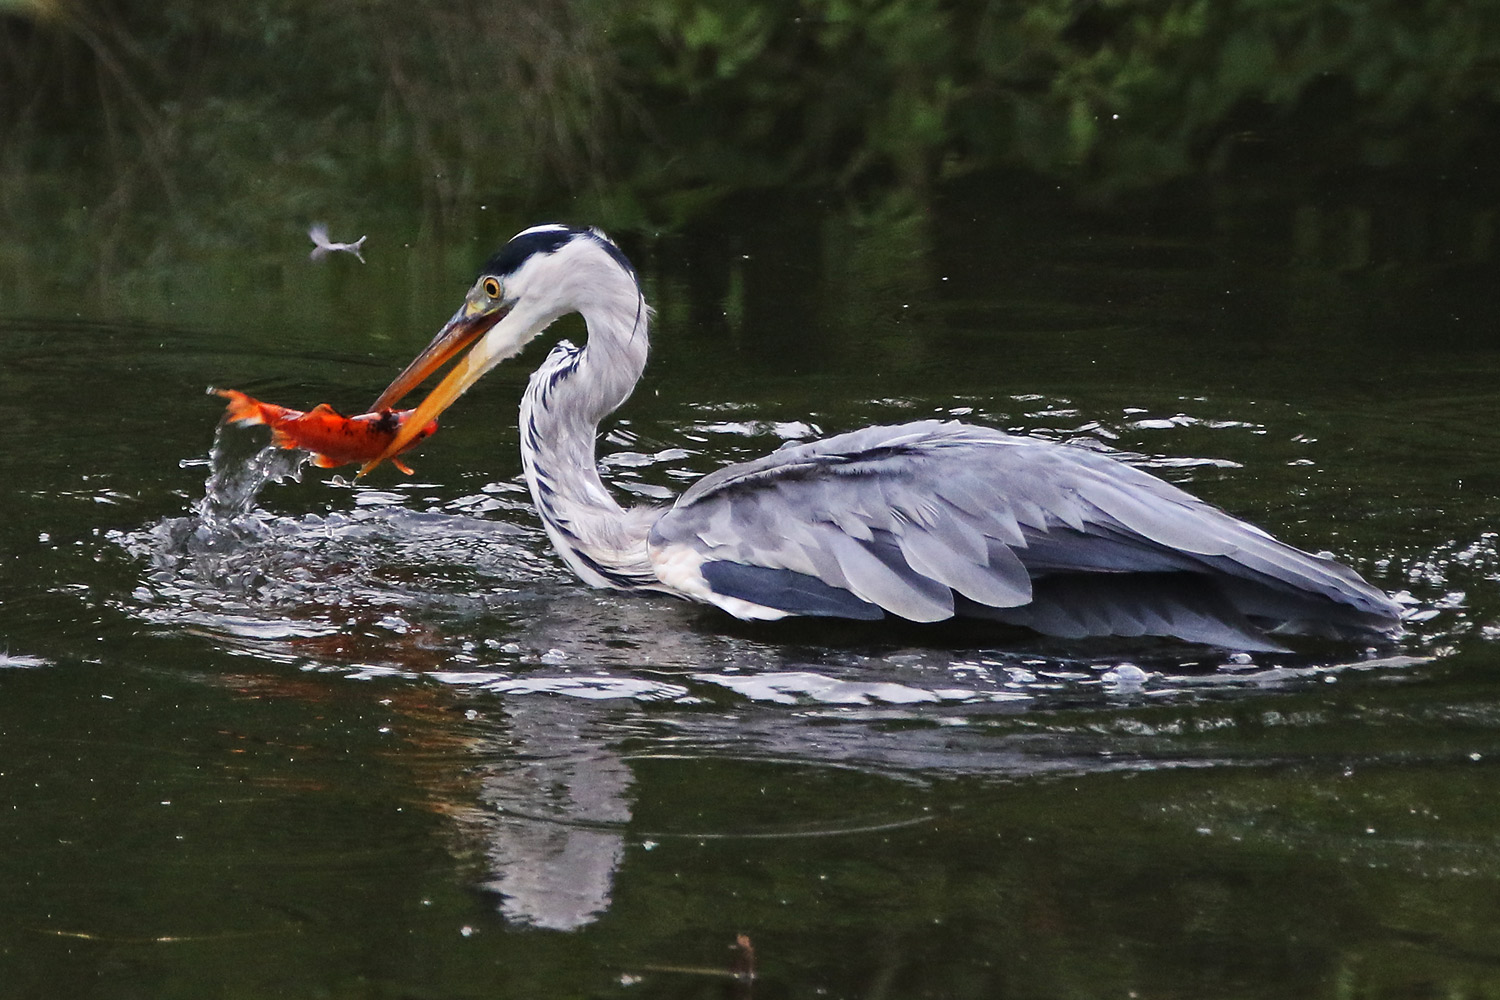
823, 530, 954, 622
647, 419, 1400, 645
896, 524, 1032, 608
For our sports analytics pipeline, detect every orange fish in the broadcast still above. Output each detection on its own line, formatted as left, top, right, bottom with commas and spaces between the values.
211, 388, 439, 475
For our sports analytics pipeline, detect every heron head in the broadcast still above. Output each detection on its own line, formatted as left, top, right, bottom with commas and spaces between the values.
359, 225, 632, 476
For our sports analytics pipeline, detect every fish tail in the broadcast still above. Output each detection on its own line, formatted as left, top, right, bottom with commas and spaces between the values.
211, 387, 269, 427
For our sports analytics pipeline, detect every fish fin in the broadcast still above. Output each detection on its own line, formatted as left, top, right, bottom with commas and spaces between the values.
311, 454, 342, 468
392, 458, 415, 475
305, 403, 346, 418
268, 426, 301, 450
212, 387, 267, 426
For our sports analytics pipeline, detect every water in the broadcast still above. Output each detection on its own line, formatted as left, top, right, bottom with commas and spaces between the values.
4, 189, 1500, 998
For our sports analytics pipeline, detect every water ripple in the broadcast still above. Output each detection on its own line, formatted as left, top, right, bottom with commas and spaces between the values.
101, 403, 1455, 718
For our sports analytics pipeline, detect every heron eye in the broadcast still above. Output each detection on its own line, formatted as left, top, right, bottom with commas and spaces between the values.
482, 277, 501, 299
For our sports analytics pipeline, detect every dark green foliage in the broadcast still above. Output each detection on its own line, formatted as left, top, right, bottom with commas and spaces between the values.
3, 0, 1499, 280
611, 0, 1500, 197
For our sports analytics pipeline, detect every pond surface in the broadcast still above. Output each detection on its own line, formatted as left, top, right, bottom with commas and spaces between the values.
3, 185, 1500, 998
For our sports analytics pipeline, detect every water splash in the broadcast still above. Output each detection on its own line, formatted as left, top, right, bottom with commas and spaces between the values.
122, 419, 314, 600
110, 416, 542, 655
195, 417, 309, 530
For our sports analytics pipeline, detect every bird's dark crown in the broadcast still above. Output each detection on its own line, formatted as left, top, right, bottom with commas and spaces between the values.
479, 225, 634, 282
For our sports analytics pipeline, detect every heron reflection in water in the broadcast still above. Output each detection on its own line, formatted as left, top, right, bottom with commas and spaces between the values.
362, 224, 1401, 652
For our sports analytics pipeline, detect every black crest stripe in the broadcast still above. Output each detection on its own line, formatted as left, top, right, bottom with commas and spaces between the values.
478, 226, 635, 282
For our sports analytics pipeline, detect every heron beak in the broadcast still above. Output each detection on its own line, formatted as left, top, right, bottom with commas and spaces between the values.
357, 299, 511, 477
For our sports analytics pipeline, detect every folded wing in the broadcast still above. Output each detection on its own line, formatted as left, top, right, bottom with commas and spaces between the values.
647, 420, 1400, 650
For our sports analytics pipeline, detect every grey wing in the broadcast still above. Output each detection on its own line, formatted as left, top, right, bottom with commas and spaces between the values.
647, 420, 1401, 650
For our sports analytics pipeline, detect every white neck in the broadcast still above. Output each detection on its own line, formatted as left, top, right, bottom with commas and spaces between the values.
517, 265, 664, 590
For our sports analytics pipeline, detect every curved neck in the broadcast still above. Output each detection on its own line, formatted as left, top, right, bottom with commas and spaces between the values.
518, 275, 662, 590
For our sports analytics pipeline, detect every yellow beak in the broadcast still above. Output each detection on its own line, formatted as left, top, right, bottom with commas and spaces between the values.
358, 302, 508, 477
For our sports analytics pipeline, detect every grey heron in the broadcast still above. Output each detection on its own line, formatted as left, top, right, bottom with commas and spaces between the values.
362, 224, 1402, 651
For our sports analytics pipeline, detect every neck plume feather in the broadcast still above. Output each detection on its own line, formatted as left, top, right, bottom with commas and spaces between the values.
517, 257, 664, 591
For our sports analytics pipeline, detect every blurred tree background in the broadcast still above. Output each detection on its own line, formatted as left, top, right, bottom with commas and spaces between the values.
2, 0, 1499, 295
